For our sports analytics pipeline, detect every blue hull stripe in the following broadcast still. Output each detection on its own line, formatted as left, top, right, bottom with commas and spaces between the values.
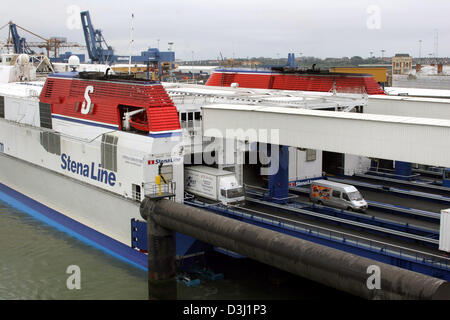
52, 115, 119, 130
52, 115, 181, 138
148, 132, 182, 138
0, 182, 147, 271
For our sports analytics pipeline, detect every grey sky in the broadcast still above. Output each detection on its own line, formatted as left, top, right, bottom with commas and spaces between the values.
1, 0, 449, 60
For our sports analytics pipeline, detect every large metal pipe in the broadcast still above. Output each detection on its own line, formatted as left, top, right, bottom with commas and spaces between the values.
141, 198, 450, 300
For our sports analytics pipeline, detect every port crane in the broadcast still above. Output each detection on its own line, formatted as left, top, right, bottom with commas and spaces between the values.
0, 21, 85, 58
80, 11, 114, 64
80, 10, 175, 79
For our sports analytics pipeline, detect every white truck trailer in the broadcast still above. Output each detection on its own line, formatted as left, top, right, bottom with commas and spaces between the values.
184, 166, 245, 206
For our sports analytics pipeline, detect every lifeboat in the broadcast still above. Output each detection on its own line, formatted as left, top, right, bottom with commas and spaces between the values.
129, 113, 149, 132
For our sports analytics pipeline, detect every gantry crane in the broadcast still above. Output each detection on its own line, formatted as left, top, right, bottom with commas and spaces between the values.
80, 11, 114, 64
1, 21, 84, 58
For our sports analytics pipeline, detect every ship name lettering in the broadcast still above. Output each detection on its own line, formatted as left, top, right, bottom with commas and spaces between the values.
61, 153, 116, 187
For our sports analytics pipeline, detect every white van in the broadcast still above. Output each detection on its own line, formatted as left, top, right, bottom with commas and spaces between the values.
310, 179, 368, 212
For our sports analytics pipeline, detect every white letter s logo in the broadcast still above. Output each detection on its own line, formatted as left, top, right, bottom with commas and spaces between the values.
81, 86, 94, 115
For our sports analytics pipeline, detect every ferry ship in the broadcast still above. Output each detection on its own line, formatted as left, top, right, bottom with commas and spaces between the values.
206, 65, 386, 95
0, 53, 185, 269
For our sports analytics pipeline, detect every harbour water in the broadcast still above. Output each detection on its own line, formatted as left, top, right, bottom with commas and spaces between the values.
0, 200, 353, 300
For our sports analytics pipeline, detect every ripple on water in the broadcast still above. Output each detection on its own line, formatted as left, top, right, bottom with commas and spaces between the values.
0, 201, 353, 300
0, 201, 148, 300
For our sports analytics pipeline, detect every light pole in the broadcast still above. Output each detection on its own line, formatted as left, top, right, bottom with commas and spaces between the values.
419, 40, 422, 61
381, 49, 385, 59
191, 51, 195, 80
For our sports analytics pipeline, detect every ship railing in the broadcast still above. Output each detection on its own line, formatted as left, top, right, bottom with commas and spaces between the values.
221, 204, 450, 272
166, 78, 205, 85
180, 121, 202, 130
243, 183, 297, 201
143, 181, 177, 200
350, 166, 421, 180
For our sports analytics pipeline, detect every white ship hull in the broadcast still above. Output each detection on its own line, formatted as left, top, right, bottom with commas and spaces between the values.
0, 151, 147, 269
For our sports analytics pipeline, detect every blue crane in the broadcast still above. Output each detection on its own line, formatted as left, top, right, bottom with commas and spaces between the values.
8, 22, 35, 55
80, 11, 114, 64
286, 53, 297, 68
1, 21, 85, 62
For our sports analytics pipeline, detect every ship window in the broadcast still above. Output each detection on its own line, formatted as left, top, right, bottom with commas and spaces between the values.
132, 184, 141, 201
101, 134, 118, 172
306, 149, 317, 162
40, 131, 61, 155
194, 112, 202, 120
0, 96, 4, 118
0, 143, 3, 153
180, 113, 187, 121
39, 102, 52, 129
188, 112, 194, 128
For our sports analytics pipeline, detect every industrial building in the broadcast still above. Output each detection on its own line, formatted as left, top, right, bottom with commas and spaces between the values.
392, 54, 413, 75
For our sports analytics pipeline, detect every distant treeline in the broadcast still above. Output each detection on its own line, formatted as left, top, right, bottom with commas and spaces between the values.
179, 55, 449, 68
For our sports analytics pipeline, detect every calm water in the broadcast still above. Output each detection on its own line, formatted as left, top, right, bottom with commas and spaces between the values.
0, 200, 353, 300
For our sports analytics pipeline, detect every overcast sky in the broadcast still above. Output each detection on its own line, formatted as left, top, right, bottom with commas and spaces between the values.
1, 0, 449, 60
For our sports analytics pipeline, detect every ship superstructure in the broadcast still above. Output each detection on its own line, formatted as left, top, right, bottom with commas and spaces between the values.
206, 67, 386, 95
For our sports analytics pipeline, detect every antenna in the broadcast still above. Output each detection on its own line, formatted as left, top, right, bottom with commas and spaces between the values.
128, 13, 134, 75
434, 29, 439, 60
